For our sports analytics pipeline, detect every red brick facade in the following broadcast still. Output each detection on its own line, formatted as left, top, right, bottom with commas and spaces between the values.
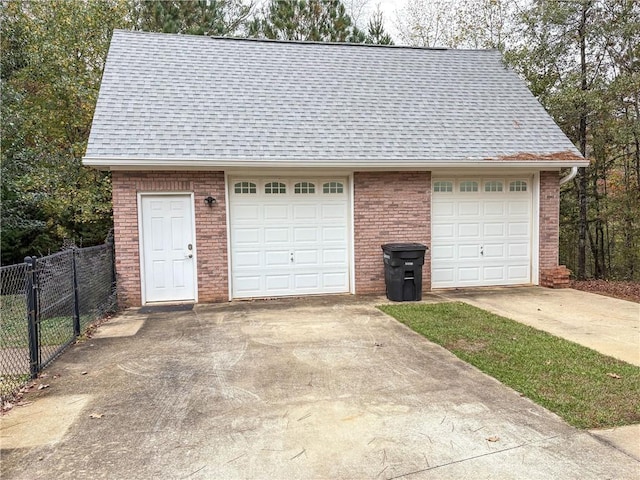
112, 169, 566, 306
353, 172, 431, 295
539, 171, 570, 287
111, 171, 228, 306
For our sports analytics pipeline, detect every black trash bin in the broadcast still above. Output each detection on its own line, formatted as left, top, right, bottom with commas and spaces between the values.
382, 243, 428, 302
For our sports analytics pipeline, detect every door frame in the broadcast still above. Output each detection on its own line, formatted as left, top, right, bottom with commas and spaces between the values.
137, 192, 198, 305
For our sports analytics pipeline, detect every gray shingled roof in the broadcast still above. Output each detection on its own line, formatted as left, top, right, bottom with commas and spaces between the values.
84, 29, 585, 168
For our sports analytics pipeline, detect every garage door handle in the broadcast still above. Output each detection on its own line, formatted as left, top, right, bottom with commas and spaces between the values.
480, 246, 484, 256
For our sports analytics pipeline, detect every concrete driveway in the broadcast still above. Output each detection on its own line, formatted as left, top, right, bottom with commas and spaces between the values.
1, 294, 638, 479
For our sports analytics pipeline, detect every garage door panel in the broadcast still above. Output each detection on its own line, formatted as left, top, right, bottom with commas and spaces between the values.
433, 268, 455, 283
295, 250, 319, 265
508, 243, 529, 257
323, 272, 349, 288
323, 249, 347, 264
266, 274, 291, 292
483, 265, 505, 280
293, 227, 319, 242
432, 177, 532, 288
322, 204, 348, 219
264, 205, 289, 220
483, 223, 504, 237
483, 202, 505, 216
293, 204, 318, 220
233, 205, 260, 221
509, 201, 529, 215
265, 250, 289, 267
433, 223, 455, 240
234, 251, 261, 268
264, 227, 289, 243
508, 223, 529, 236
234, 228, 260, 245
459, 202, 480, 216
294, 273, 320, 289
458, 223, 480, 237
508, 265, 529, 280
323, 226, 347, 242
459, 267, 481, 282
458, 245, 480, 259
433, 201, 455, 217
230, 177, 349, 298
483, 244, 505, 258
234, 276, 261, 295
432, 245, 455, 260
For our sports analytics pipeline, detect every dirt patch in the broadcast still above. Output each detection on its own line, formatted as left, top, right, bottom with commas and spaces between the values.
570, 280, 640, 303
449, 338, 488, 353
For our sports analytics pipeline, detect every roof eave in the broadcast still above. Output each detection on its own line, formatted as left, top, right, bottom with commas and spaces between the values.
82, 156, 589, 171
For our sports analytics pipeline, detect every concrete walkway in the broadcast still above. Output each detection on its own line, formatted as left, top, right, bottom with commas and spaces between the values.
1, 294, 639, 479
438, 286, 640, 461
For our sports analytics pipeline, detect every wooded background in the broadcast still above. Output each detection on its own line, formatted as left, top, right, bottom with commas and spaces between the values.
1, 0, 638, 280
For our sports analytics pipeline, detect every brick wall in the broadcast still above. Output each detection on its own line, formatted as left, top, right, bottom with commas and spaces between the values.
112, 169, 564, 302
539, 171, 570, 288
354, 172, 431, 295
111, 171, 228, 306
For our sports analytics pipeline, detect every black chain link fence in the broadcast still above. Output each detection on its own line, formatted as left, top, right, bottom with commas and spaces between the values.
0, 240, 116, 402
0, 263, 30, 399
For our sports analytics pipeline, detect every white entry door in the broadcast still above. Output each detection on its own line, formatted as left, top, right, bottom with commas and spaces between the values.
140, 194, 196, 303
432, 178, 532, 288
229, 178, 350, 298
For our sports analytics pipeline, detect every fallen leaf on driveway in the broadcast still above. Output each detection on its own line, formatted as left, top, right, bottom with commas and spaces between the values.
607, 372, 621, 379
89, 413, 104, 419
81, 371, 88, 375
37, 384, 50, 390
486, 436, 500, 442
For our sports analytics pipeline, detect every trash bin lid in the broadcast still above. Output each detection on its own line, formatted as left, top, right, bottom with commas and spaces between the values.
381, 243, 427, 252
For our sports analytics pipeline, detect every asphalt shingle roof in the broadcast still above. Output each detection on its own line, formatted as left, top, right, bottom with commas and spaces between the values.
84, 29, 584, 167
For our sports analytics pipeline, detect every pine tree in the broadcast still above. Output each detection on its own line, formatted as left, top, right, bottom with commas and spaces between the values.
366, 6, 393, 45
250, 0, 362, 42
132, 0, 252, 36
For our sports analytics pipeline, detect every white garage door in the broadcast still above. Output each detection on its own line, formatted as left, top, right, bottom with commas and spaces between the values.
229, 178, 350, 298
432, 178, 532, 288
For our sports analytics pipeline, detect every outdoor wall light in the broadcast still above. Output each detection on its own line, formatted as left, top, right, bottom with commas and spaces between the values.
204, 196, 216, 207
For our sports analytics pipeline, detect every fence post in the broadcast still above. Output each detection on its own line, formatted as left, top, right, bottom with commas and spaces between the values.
25, 256, 39, 378
106, 232, 116, 287
72, 248, 81, 337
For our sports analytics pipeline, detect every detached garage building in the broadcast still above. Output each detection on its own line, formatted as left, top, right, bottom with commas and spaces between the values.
84, 30, 587, 306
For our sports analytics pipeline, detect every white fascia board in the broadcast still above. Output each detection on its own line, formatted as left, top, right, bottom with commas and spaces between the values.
82, 157, 590, 170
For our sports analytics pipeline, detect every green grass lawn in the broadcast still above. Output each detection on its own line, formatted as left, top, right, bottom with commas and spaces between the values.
1, 295, 76, 348
379, 301, 640, 429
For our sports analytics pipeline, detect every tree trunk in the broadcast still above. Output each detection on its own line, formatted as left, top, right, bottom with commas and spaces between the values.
576, 2, 589, 280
